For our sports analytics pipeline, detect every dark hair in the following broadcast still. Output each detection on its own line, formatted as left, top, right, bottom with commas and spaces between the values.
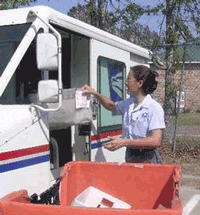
130, 65, 159, 95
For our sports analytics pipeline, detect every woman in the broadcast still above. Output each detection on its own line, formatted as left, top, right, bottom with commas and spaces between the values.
83, 65, 165, 163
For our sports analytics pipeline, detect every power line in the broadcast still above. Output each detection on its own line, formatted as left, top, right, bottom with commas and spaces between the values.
144, 42, 200, 48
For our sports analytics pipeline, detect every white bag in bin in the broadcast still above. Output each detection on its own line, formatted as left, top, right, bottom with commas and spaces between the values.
71, 186, 132, 209
47, 88, 93, 130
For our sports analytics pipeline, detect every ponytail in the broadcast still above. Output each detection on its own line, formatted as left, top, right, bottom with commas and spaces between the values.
130, 66, 159, 94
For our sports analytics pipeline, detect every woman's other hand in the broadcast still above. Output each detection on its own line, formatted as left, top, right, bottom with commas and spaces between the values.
104, 136, 124, 151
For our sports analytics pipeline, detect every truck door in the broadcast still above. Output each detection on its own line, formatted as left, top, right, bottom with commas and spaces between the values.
48, 24, 90, 169
90, 39, 130, 163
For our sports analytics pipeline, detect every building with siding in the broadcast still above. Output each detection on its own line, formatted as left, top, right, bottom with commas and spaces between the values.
150, 39, 200, 112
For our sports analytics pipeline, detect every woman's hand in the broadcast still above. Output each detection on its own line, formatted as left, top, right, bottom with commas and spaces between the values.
82, 84, 96, 95
82, 84, 116, 111
104, 136, 125, 151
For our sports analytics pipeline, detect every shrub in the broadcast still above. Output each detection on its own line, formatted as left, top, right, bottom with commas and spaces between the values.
196, 108, 200, 113
183, 108, 191, 113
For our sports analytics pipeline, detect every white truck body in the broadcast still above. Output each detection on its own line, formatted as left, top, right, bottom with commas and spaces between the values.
0, 6, 150, 198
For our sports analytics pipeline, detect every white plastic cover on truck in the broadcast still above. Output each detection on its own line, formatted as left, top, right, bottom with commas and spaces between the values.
47, 88, 93, 130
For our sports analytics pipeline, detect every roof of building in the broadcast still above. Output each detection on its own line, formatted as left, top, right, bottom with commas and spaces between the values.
159, 37, 200, 63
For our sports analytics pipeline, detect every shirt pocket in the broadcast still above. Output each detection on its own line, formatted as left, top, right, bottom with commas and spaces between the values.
132, 112, 149, 138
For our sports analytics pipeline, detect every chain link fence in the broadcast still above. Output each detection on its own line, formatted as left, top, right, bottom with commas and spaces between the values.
160, 114, 200, 164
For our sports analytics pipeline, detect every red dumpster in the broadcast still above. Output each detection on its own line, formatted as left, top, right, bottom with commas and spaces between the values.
60, 161, 182, 213
0, 161, 182, 215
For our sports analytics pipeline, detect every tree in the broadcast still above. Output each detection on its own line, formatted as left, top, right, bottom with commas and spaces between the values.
68, 1, 160, 47
0, 0, 43, 10
142, 0, 199, 150
69, 0, 200, 150
68, 1, 118, 33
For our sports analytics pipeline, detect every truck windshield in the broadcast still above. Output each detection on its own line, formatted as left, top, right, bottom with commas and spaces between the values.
0, 23, 42, 105
0, 24, 31, 77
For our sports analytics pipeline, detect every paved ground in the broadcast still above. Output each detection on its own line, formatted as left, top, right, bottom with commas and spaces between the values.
180, 164, 200, 215
182, 186, 200, 215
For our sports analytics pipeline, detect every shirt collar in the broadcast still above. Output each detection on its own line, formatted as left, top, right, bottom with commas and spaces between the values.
133, 94, 152, 111
142, 94, 152, 108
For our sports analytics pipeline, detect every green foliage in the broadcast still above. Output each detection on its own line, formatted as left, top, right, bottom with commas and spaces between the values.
152, 37, 161, 50
143, 0, 200, 41
125, 3, 144, 23
196, 108, 200, 113
68, 1, 160, 47
166, 29, 179, 45
171, 48, 181, 71
164, 78, 178, 114
68, 1, 200, 148
175, 17, 193, 41
0, 0, 38, 9
148, 0, 200, 150
68, 1, 120, 31
183, 108, 191, 113
165, 80, 177, 97
145, 3, 165, 16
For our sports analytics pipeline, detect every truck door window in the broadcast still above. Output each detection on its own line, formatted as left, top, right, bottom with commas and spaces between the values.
97, 56, 126, 132
0, 24, 31, 104
0, 24, 30, 76
16, 39, 42, 104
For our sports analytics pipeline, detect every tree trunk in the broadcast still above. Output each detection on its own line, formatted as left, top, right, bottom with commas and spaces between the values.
89, 0, 97, 26
164, 0, 176, 147
97, 0, 106, 30
171, 45, 185, 151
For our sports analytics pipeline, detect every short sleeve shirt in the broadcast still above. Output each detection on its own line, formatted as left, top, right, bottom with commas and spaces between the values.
115, 94, 165, 163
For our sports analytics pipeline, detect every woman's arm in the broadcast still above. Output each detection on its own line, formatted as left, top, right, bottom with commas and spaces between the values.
124, 129, 162, 148
82, 84, 116, 111
104, 129, 163, 151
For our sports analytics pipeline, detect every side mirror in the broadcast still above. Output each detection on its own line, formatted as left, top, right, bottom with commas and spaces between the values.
36, 33, 58, 71
38, 80, 59, 103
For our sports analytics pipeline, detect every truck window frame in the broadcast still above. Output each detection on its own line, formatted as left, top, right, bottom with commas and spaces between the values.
97, 56, 126, 133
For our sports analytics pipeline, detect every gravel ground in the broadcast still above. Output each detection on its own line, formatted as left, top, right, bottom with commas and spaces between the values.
180, 164, 200, 188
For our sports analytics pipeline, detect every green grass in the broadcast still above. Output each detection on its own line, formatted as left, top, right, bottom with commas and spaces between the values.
170, 113, 200, 126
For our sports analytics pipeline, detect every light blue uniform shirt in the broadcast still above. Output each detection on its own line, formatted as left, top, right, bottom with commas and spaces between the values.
115, 94, 165, 163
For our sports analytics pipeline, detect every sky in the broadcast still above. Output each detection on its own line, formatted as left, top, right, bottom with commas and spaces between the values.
26, 0, 163, 33
28, 0, 86, 14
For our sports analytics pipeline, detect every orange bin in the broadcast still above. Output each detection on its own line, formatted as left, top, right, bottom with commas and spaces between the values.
60, 161, 182, 214
0, 161, 182, 215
